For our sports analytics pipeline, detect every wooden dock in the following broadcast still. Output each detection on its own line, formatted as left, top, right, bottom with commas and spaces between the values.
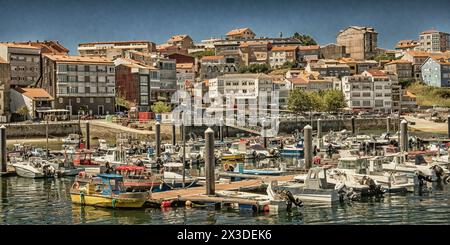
149, 174, 296, 204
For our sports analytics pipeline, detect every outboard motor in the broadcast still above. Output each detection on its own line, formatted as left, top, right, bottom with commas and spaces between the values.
415, 154, 427, 165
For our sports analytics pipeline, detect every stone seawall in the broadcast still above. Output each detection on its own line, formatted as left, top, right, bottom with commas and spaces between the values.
4, 122, 81, 139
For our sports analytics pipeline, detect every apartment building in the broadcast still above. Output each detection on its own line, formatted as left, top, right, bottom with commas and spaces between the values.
421, 56, 450, 87
226, 28, 256, 40
0, 57, 10, 122
320, 43, 347, 60
42, 54, 116, 116
403, 50, 432, 81
200, 55, 238, 79
395, 40, 419, 52
239, 41, 271, 66
297, 45, 320, 66
342, 72, 393, 112
269, 46, 298, 68
338, 58, 378, 75
384, 60, 414, 82
167, 35, 194, 51
14, 40, 69, 55
286, 72, 335, 91
306, 59, 351, 78
77, 40, 156, 60
0, 43, 41, 87
337, 26, 378, 60
208, 73, 273, 113
176, 63, 195, 92
419, 29, 450, 52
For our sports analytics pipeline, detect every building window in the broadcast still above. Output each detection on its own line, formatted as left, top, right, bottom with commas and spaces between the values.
68, 76, 77, 82
105, 98, 111, 103
68, 65, 77, 72
90, 98, 94, 103
76, 98, 81, 103
89, 65, 97, 72
362, 101, 371, 106
98, 76, 106, 83
58, 75, 67, 82
59, 98, 63, 104
58, 64, 67, 72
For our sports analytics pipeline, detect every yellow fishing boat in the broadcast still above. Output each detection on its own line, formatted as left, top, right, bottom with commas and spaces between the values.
220, 153, 246, 161
70, 173, 149, 208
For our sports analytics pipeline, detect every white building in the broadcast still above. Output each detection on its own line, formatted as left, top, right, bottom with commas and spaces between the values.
208, 73, 273, 113
342, 72, 393, 112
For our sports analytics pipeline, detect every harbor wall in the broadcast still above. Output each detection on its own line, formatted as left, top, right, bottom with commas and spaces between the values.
4, 122, 81, 138
183, 117, 400, 138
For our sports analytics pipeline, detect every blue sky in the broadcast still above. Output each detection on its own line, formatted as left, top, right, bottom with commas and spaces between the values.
1, 0, 449, 54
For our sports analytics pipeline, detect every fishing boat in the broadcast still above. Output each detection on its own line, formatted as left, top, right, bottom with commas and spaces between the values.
280, 140, 304, 158
62, 133, 81, 144
12, 157, 59, 178
70, 173, 149, 208
115, 165, 162, 192
271, 167, 357, 203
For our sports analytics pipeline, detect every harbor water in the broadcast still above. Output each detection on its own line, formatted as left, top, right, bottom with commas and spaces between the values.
1, 176, 449, 224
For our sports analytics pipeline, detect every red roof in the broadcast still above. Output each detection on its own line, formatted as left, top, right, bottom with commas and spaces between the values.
116, 166, 145, 171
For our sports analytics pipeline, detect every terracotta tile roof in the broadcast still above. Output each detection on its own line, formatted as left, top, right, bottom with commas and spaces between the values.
386, 59, 412, 65
176, 63, 194, 69
298, 45, 320, 51
0, 43, 40, 49
395, 40, 419, 49
287, 77, 308, 84
78, 40, 151, 46
226, 28, 253, 36
431, 56, 450, 65
167, 35, 190, 43
406, 50, 431, 57
201, 55, 224, 61
14, 88, 53, 100
405, 91, 416, 98
366, 69, 386, 77
240, 41, 269, 47
44, 54, 113, 64
271, 46, 298, 52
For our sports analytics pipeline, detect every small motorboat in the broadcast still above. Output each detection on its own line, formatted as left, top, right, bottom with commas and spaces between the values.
12, 157, 59, 178
70, 173, 149, 208
280, 140, 304, 158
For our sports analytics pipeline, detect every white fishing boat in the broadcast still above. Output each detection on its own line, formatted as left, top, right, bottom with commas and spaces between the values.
12, 157, 59, 178
272, 167, 358, 203
62, 133, 81, 144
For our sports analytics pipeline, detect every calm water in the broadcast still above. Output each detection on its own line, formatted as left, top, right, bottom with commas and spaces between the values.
1, 176, 449, 225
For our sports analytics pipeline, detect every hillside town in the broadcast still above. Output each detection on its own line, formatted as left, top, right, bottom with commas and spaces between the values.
0, 26, 449, 123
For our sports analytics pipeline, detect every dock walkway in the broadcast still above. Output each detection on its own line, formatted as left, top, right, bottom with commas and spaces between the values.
149, 174, 296, 203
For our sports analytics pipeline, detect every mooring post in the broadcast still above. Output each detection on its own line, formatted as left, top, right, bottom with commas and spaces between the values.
85, 121, 90, 150
386, 117, 391, 133
447, 115, 450, 139
317, 118, 323, 148
0, 125, 6, 174
205, 127, 215, 196
182, 123, 186, 188
46, 118, 49, 159
351, 116, 356, 135
400, 119, 408, 152
171, 120, 176, 146
304, 125, 312, 169
155, 122, 161, 157
219, 118, 224, 142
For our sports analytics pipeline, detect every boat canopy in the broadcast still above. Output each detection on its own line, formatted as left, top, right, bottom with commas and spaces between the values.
97, 173, 123, 179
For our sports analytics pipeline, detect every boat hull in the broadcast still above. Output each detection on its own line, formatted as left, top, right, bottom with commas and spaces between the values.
13, 165, 46, 178
70, 192, 147, 208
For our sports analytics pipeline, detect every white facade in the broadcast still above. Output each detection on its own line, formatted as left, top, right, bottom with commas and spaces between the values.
342, 75, 392, 112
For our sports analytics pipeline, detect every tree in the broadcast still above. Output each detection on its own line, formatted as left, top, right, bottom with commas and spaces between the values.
16, 106, 29, 121
151, 101, 171, 114
115, 96, 131, 110
281, 61, 297, 69
292, 32, 317, 46
287, 89, 321, 115
190, 49, 215, 59
323, 90, 346, 113
239, 63, 271, 74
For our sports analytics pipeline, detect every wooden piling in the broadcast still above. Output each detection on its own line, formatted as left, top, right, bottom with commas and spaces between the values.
86, 121, 90, 150
400, 119, 408, 152
155, 122, 161, 157
205, 127, 215, 195
0, 125, 6, 174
